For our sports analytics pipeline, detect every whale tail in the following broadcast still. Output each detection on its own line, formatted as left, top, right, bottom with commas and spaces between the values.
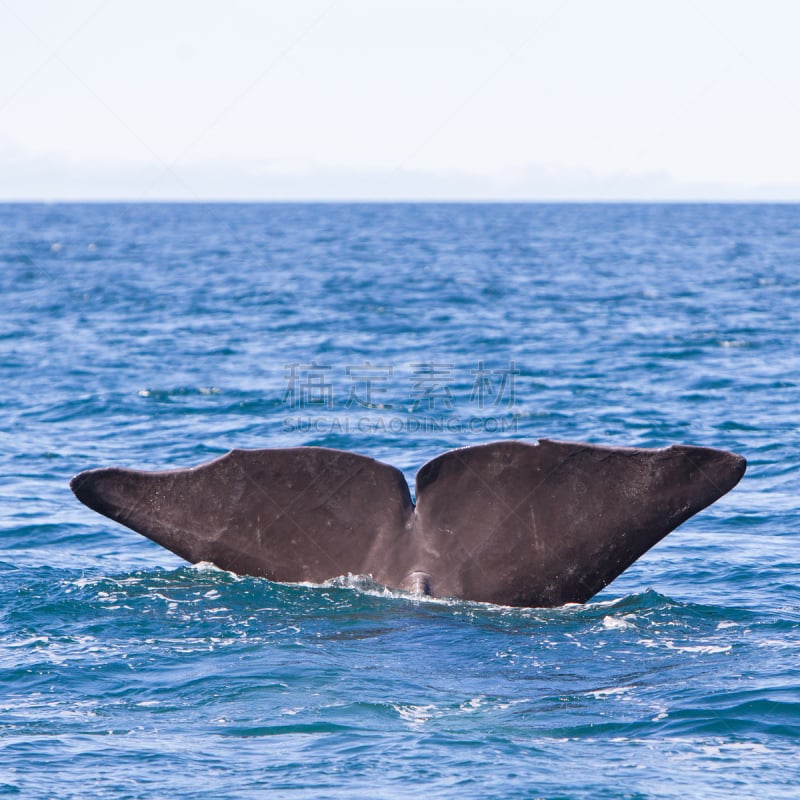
70, 439, 746, 607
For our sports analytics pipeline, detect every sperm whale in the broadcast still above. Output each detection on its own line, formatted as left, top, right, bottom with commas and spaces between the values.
70, 439, 746, 607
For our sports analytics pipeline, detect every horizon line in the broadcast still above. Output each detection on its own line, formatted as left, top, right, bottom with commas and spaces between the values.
2, 197, 799, 204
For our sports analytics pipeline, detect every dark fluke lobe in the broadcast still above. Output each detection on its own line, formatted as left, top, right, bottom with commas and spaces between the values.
70, 439, 746, 607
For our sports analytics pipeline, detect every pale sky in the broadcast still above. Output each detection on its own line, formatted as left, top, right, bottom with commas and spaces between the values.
1, 0, 799, 200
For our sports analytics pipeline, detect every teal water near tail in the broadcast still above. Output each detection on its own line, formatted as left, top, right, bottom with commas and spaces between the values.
1, 203, 798, 798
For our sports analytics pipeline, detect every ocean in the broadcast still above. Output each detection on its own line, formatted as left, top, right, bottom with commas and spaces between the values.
1, 202, 798, 798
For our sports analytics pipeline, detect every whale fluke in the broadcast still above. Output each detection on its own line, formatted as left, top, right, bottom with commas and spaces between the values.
70, 439, 745, 607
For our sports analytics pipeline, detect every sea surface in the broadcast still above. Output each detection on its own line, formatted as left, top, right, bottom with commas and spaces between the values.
1, 202, 798, 799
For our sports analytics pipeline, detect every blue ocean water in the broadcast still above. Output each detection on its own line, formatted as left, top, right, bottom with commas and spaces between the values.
1, 202, 798, 798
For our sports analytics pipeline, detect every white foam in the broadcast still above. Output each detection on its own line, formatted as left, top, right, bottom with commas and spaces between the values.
665, 642, 732, 655
602, 615, 632, 630
393, 703, 436, 726
586, 686, 633, 699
